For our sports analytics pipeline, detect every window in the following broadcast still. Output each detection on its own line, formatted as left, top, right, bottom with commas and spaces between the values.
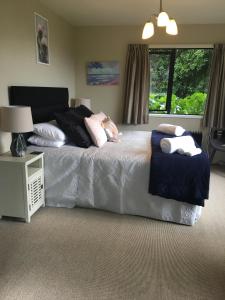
149, 48, 212, 115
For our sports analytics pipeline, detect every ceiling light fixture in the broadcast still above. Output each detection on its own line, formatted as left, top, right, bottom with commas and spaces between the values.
142, 0, 178, 39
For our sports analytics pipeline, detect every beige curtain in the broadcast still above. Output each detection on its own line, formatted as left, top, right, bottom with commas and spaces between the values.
202, 44, 225, 151
203, 44, 225, 128
123, 44, 150, 124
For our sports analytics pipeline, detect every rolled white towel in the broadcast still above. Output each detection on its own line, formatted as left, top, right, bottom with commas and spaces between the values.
177, 148, 202, 157
157, 123, 185, 137
160, 136, 196, 154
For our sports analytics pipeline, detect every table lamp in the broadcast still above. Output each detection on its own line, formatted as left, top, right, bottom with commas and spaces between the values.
74, 98, 91, 110
0, 106, 33, 157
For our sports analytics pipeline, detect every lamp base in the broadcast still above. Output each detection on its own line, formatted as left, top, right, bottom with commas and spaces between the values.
10, 133, 27, 157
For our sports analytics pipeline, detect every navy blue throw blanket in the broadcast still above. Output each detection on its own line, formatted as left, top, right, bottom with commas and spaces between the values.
149, 130, 210, 207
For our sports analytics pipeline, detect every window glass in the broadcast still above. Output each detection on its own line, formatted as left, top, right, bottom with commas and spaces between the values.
149, 48, 212, 115
149, 51, 170, 112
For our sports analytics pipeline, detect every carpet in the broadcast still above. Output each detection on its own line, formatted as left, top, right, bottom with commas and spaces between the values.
0, 166, 225, 300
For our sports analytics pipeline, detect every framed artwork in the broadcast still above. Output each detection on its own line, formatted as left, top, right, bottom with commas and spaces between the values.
87, 61, 119, 85
34, 13, 50, 65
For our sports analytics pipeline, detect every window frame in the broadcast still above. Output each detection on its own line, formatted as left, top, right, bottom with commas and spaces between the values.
149, 45, 213, 116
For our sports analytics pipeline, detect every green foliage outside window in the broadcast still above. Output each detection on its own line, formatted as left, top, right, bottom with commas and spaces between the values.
149, 48, 212, 115
149, 92, 207, 115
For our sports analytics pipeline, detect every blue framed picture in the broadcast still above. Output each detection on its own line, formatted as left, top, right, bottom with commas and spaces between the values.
87, 61, 119, 86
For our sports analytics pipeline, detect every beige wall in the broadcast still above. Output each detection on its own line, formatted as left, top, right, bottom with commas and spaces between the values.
119, 116, 203, 132
0, 0, 75, 153
74, 24, 225, 132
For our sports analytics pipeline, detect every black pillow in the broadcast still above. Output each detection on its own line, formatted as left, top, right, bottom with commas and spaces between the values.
68, 105, 93, 118
55, 111, 92, 148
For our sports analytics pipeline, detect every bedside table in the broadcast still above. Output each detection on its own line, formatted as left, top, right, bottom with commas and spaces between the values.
0, 152, 45, 223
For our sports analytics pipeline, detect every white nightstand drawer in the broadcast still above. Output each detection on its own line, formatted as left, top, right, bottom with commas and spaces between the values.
0, 152, 45, 222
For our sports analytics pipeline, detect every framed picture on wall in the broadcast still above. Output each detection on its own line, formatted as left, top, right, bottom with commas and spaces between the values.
34, 13, 50, 65
87, 61, 119, 85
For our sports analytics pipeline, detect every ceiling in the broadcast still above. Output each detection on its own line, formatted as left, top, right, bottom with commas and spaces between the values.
40, 0, 225, 26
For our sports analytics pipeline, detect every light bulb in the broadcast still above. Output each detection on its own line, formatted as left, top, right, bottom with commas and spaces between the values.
142, 22, 154, 39
166, 19, 178, 35
157, 11, 169, 27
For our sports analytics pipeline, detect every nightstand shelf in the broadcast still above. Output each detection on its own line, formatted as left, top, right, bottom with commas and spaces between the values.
28, 167, 41, 177
0, 152, 45, 223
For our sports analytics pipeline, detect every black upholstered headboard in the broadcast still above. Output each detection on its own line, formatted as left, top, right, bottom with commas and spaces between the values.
9, 86, 69, 124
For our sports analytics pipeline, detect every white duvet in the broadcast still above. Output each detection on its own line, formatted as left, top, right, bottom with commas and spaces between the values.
29, 131, 202, 225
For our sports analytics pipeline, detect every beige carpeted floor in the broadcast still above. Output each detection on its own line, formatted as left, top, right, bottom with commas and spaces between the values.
0, 166, 225, 300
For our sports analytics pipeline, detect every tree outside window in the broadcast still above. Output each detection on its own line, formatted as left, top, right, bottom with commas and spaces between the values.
149, 48, 212, 115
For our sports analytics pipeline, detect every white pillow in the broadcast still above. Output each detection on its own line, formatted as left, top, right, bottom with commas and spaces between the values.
33, 122, 66, 141
28, 135, 65, 148
84, 116, 107, 147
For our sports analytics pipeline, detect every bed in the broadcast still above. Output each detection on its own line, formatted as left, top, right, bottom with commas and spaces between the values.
9, 86, 204, 225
